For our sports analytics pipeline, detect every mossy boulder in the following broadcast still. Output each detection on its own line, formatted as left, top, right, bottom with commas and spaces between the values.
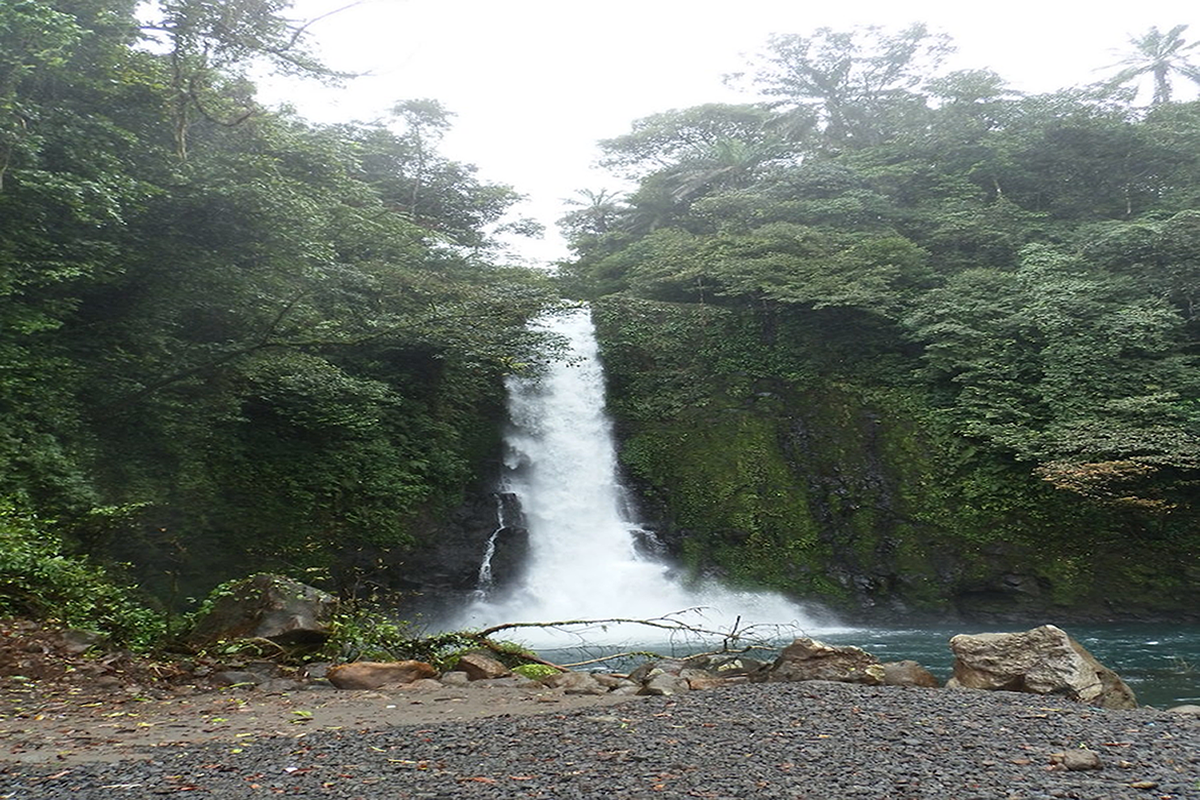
187, 574, 336, 648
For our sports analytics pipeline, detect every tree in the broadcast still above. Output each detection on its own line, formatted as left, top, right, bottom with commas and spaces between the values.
1102, 24, 1200, 106
144, 0, 350, 157
743, 24, 953, 146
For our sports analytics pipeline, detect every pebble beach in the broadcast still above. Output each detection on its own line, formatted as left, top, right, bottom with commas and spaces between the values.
3, 680, 1196, 799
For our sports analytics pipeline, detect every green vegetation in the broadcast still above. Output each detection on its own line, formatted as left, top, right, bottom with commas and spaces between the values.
0, 502, 164, 648
566, 25, 1200, 617
512, 663, 559, 680
0, 0, 555, 614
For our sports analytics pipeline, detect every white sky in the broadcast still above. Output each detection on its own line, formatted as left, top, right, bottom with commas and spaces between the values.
265, 0, 1200, 264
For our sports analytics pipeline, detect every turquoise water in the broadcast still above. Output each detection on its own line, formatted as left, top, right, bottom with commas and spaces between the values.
536, 624, 1200, 709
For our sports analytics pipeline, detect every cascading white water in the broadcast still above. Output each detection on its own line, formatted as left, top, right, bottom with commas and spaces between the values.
457, 307, 835, 645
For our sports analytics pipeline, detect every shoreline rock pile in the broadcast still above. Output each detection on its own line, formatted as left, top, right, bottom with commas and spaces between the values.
177, 579, 1188, 713
303, 624, 1166, 712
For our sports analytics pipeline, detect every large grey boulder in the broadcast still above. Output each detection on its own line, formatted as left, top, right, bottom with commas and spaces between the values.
947, 624, 1137, 709
187, 574, 336, 648
767, 638, 886, 685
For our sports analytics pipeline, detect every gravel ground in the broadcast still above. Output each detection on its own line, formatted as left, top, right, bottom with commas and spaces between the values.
1, 681, 1196, 799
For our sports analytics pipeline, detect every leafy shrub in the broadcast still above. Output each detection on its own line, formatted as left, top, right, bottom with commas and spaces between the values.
0, 501, 164, 649
512, 663, 558, 680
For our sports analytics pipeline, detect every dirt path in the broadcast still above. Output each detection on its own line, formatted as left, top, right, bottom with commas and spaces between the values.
0, 679, 644, 765
0, 619, 644, 765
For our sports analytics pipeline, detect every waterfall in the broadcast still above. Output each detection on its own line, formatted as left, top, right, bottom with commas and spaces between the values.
455, 307, 829, 643
473, 494, 508, 595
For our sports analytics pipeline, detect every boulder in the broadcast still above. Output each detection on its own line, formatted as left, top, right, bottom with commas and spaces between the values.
882, 660, 940, 688
684, 653, 768, 680
767, 638, 886, 685
326, 660, 437, 689
187, 574, 336, 648
628, 659, 686, 683
1051, 749, 1103, 771
59, 629, 105, 656
455, 652, 512, 681
682, 669, 726, 691
946, 624, 1137, 709
592, 673, 632, 689
213, 670, 262, 687
440, 671, 471, 686
639, 673, 690, 696
543, 671, 604, 692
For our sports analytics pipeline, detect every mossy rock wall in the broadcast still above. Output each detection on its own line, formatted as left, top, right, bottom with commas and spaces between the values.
592, 296, 1198, 621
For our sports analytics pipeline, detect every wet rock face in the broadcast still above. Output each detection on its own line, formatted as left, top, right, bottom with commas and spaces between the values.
946, 624, 1138, 709
390, 490, 528, 595
484, 526, 530, 590
186, 574, 336, 647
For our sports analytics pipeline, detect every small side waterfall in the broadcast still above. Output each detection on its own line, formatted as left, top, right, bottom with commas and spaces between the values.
456, 307, 826, 641
473, 494, 508, 594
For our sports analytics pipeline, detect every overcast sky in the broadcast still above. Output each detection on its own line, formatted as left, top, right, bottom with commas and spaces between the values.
266, 0, 1200, 263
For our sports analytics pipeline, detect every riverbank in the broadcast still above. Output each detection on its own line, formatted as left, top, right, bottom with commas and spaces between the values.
2, 680, 1196, 799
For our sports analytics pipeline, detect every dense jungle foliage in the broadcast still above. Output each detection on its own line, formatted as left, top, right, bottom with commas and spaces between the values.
0, 0, 556, 629
1, 3, 1197, 640
561, 25, 1199, 618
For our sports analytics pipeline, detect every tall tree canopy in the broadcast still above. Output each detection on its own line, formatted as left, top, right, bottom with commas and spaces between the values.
564, 24, 1200, 512
0, 0, 554, 599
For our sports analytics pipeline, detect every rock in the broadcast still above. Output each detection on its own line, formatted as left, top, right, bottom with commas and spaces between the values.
639, 673, 690, 696
1165, 704, 1200, 715
392, 491, 528, 594
473, 675, 541, 689
683, 672, 726, 691
543, 671, 605, 692
258, 678, 304, 693
767, 638, 886, 685
187, 574, 336, 648
947, 624, 1138, 709
242, 660, 282, 679
628, 662, 686, 686
326, 660, 437, 690
683, 653, 768, 680
1052, 749, 1103, 771
439, 671, 470, 686
628, 659, 685, 683
300, 662, 331, 680
591, 673, 630, 689
708, 655, 768, 680
882, 660, 940, 688
455, 652, 512, 681
213, 670, 261, 687
59, 629, 105, 656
